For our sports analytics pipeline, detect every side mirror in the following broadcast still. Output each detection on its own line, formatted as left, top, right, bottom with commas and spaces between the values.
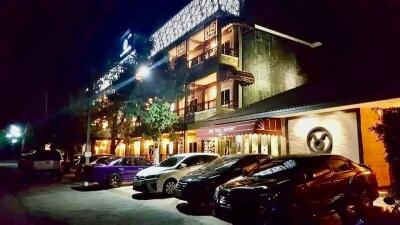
180, 163, 187, 168
384, 196, 396, 205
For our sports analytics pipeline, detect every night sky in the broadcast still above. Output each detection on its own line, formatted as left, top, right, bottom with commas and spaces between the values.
0, 0, 399, 128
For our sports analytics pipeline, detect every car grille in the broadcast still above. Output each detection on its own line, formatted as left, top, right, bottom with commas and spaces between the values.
217, 189, 231, 207
175, 182, 188, 190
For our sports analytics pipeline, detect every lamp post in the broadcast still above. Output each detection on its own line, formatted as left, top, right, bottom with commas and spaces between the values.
6, 124, 22, 153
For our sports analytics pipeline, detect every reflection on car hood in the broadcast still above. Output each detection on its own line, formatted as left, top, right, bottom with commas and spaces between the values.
222, 176, 290, 190
136, 166, 174, 177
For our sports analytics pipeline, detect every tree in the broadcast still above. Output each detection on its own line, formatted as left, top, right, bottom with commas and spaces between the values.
371, 108, 400, 196
90, 35, 153, 155
139, 98, 179, 163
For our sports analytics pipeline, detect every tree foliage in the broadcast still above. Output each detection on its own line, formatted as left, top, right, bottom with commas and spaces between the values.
371, 108, 400, 195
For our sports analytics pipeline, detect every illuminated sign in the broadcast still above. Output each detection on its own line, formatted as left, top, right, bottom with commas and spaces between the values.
307, 127, 333, 154
255, 118, 282, 135
120, 33, 133, 58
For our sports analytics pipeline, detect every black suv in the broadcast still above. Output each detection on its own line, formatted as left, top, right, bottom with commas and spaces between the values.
174, 154, 271, 205
213, 154, 379, 224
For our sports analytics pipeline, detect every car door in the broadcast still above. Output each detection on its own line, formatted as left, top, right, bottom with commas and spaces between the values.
301, 160, 337, 211
328, 159, 357, 200
120, 157, 138, 181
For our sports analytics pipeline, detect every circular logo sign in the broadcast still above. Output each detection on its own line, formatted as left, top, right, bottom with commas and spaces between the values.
307, 127, 333, 154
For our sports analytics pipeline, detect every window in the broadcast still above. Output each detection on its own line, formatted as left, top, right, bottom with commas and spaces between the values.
182, 156, 202, 167
134, 158, 149, 166
221, 89, 230, 105
121, 158, 133, 166
329, 160, 352, 173
309, 162, 331, 178
201, 155, 217, 164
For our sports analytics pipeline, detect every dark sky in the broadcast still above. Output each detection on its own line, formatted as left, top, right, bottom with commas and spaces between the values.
0, 0, 399, 129
0, 0, 191, 128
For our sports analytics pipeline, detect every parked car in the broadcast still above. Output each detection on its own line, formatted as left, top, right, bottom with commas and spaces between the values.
18, 149, 64, 179
174, 154, 271, 205
72, 154, 114, 178
82, 156, 152, 188
213, 154, 379, 224
133, 153, 218, 195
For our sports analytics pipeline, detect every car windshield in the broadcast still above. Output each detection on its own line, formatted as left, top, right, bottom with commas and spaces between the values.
202, 156, 242, 171
250, 159, 304, 180
159, 156, 185, 167
92, 156, 113, 165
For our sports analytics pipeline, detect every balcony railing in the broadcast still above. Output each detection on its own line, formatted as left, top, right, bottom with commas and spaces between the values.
188, 48, 217, 68
221, 47, 238, 57
188, 99, 217, 113
221, 100, 238, 109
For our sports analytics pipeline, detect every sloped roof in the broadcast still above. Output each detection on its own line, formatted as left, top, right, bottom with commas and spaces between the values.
207, 79, 400, 124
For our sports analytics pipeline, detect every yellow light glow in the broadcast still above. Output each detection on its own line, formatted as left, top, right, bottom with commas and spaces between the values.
210, 87, 217, 99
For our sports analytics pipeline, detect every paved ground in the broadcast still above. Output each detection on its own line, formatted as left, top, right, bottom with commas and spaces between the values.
0, 161, 398, 225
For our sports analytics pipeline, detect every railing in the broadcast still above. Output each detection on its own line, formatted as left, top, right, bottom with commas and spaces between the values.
221, 47, 238, 57
188, 48, 217, 68
187, 100, 217, 113
221, 100, 238, 109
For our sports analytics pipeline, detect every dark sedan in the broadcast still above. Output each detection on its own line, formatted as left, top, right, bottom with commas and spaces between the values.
214, 154, 379, 225
83, 156, 152, 188
174, 154, 271, 205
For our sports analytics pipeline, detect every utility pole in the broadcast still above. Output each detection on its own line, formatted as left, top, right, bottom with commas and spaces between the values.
84, 87, 92, 187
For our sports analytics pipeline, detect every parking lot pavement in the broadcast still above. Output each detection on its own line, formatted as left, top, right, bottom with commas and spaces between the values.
0, 163, 230, 225
0, 162, 398, 225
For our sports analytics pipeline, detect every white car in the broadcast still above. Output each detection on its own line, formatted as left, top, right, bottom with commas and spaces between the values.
133, 153, 218, 195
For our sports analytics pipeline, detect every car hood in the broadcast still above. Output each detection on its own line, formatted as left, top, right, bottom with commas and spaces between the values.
136, 166, 175, 177
222, 176, 290, 190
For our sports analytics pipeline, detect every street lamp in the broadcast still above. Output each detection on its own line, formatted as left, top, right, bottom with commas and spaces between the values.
135, 65, 151, 81
6, 125, 22, 143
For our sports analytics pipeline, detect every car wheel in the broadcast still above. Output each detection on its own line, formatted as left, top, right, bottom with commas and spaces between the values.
163, 179, 177, 195
108, 173, 122, 188
358, 190, 373, 208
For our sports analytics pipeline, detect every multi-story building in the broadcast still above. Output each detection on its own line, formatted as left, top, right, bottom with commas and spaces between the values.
94, 0, 397, 188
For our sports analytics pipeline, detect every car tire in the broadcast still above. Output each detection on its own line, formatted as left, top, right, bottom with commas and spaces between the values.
108, 173, 122, 188
358, 190, 373, 208
163, 179, 177, 195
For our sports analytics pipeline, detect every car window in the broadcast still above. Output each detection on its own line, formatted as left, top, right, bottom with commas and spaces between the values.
329, 159, 352, 173
201, 155, 217, 164
181, 156, 201, 167
308, 161, 331, 179
135, 158, 149, 166
235, 156, 258, 169
121, 158, 133, 166
33, 150, 62, 161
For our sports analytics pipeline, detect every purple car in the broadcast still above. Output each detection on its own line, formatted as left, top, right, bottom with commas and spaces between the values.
83, 156, 152, 188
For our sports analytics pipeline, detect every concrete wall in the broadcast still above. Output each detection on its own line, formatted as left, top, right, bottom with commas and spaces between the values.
287, 111, 360, 163
360, 108, 390, 187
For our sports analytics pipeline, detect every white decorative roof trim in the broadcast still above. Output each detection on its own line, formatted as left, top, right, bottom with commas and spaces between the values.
150, 0, 242, 56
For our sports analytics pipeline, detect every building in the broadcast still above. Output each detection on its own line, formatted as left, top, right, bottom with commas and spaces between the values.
93, 0, 394, 187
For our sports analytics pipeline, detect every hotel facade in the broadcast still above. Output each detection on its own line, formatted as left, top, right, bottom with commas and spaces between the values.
93, 0, 396, 188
